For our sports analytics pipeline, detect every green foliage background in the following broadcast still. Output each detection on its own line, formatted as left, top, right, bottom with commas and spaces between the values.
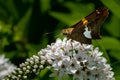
0, 0, 120, 80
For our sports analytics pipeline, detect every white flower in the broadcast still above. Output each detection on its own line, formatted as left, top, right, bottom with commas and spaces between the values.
69, 58, 81, 73
38, 38, 115, 80
4, 38, 115, 80
0, 55, 16, 79
73, 68, 84, 80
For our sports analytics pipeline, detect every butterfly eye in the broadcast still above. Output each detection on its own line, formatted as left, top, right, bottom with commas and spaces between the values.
96, 10, 100, 15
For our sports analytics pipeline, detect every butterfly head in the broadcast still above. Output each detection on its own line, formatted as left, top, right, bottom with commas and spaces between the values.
62, 28, 74, 36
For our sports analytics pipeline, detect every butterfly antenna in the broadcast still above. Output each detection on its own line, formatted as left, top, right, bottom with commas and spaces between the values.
43, 31, 55, 36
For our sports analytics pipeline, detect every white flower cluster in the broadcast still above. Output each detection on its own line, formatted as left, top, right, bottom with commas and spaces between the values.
38, 38, 115, 80
0, 55, 16, 79
3, 55, 42, 80
3, 38, 115, 80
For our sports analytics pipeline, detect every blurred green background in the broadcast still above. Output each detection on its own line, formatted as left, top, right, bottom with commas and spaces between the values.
0, 0, 120, 80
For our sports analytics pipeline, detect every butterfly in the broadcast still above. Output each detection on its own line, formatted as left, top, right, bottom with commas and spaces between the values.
62, 7, 109, 44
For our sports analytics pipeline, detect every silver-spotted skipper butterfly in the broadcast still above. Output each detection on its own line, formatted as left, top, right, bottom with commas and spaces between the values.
62, 7, 109, 44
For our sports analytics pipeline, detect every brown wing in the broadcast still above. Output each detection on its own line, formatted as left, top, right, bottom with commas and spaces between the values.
85, 7, 109, 39
68, 7, 109, 44
70, 20, 83, 28
68, 24, 92, 44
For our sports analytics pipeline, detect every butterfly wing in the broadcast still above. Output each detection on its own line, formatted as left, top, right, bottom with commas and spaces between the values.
68, 7, 108, 44
62, 7, 109, 44
68, 23, 92, 44
85, 7, 109, 39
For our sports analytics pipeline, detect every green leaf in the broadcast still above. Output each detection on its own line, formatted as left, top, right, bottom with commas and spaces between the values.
112, 62, 120, 80
49, 11, 76, 26
63, 2, 94, 18
13, 8, 32, 41
49, 2, 94, 26
104, 15, 120, 37
0, 0, 19, 19
40, 68, 49, 78
109, 50, 120, 61
0, 21, 12, 34
99, 37, 120, 50
40, 0, 51, 13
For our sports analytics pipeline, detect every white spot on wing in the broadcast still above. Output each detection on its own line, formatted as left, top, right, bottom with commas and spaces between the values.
83, 25, 92, 39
